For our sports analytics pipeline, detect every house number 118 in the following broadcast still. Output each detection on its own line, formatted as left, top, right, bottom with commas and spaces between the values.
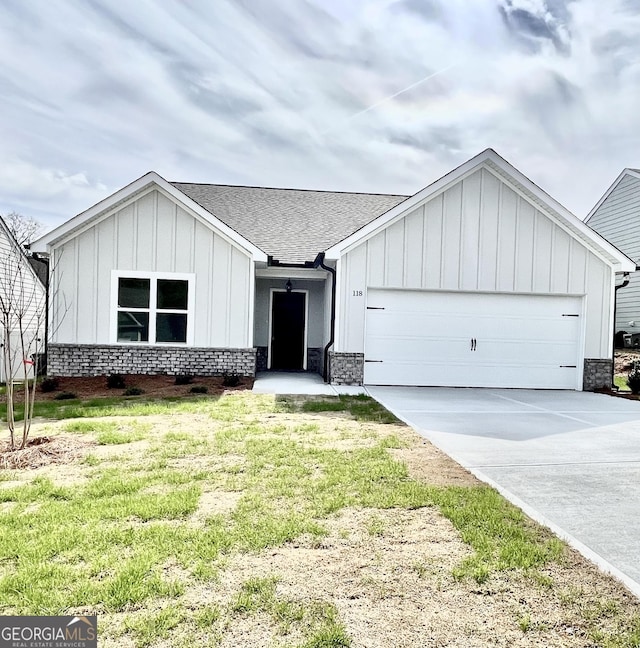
352, 290, 363, 296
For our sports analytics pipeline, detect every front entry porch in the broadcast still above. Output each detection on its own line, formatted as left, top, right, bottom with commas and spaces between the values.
252, 371, 366, 395
254, 269, 331, 377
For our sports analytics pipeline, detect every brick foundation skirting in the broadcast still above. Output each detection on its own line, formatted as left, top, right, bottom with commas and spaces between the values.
256, 346, 268, 372
48, 344, 256, 377
329, 351, 364, 385
307, 348, 323, 375
583, 358, 612, 391
255, 346, 323, 375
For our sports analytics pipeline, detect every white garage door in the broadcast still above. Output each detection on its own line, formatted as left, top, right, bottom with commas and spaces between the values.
364, 290, 583, 389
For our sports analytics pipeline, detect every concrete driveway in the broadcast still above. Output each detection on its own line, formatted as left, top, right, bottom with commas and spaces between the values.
366, 386, 640, 598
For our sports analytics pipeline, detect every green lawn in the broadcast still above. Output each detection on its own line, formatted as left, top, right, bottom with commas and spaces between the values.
1, 392, 639, 647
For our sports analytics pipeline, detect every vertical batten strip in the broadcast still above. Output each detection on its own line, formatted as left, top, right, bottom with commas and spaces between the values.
495, 180, 502, 290
207, 234, 214, 347
171, 203, 177, 273
457, 180, 464, 290
476, 170, 484, 291
421, 205, 428, 289
531, 209, 540, 292
550, 224, 557, 292
226, 244, 232, 346
133, 200, 138, 270
512, 194, 519, 292
567, 237, 574, 292
93, 229, 98, 342
152, 192, 158, 272
438, 193, 445, 290
72, 240, 79, 342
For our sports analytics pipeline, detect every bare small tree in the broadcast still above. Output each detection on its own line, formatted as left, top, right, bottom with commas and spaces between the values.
0, 233, 46, 450
3, 211, 43, 248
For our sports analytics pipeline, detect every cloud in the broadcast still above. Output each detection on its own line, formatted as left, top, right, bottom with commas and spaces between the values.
0, 0, 639, 226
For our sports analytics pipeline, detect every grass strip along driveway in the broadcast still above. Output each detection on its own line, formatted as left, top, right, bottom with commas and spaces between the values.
1, 392, 639, 647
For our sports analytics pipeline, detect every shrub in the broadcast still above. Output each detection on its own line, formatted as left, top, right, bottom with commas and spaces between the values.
222, 373, 241, 387
175, 374, 193, 385
40, 377, 60, 393
106, 374, 126, 389
190, 385, 208, 394
123, 387, 144, 396
54, 391, 77, 400
627, 363, 640, 394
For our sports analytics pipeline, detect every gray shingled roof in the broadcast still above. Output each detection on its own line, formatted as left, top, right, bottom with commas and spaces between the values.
171, 183, 409, 263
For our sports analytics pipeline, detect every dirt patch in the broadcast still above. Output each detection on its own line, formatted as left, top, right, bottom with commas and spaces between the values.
193, 490, 243, 520
615, 349, 640, 375
391, 442, 479, 487
34, 374, 253, 401
186, 507, 635, 648
0, 434, 92, 469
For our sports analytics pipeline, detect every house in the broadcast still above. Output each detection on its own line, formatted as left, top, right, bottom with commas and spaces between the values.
0, 215, 46, 383
31, 149, 635, 390
585, 169, 640, 343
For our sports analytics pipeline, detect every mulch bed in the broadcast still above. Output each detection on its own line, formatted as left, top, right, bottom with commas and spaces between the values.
0, 435, 92, 469
35, 374, 253, 401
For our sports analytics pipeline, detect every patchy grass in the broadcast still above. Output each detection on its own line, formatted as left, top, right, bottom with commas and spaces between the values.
0, 391, 639, 647
287, 394, 400, 424
614, 375, 631, 392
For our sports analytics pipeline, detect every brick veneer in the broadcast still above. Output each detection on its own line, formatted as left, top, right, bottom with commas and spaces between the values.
583, 358, 612, 391
329, 352, 364, 385
48, 344, 256, 377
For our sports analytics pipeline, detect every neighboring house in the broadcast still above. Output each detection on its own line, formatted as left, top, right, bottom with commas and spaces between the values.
31, 149, 635, 390
0, 215, 46, 383
585, 169, 640, 340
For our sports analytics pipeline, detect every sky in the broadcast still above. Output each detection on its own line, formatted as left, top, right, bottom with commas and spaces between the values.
1, 0, 639, 232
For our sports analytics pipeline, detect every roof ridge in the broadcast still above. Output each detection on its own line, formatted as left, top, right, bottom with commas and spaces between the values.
170, 181, 409, 198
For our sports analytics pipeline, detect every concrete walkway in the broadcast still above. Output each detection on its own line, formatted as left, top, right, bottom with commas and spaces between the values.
367, 386, 640, 598
252, 372, 367, 396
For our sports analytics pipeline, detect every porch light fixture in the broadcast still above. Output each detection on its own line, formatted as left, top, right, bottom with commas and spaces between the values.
285, 279, 292, 293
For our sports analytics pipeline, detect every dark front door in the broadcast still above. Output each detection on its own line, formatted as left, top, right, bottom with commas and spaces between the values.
271, 291, 306, 370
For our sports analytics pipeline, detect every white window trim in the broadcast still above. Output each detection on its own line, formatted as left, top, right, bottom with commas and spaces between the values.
110, 270, 195, 345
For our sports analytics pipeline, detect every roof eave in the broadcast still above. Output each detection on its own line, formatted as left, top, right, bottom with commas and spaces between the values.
585, 168, 640, 224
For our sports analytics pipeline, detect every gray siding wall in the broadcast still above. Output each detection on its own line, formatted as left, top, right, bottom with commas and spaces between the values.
587, 173, 640, 332
50, 188, 253, 348
338, 167, 612, 359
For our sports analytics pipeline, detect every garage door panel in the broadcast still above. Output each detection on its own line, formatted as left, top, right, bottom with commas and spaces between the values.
364, 290, 582, 389
364, 359, 578, 389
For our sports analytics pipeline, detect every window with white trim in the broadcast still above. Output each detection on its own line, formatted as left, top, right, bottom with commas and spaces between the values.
114, 273, 193, 344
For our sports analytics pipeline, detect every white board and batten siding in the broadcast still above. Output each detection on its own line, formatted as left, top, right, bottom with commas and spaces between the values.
587, 172, 640, 333
0, 223, 45, 382
336, 167, 613, 389
50, 188, 253, 348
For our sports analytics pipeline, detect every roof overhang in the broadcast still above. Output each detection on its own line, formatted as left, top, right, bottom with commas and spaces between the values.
0, 215, 46, 288
585, 168, 640, 224
31, 171, 268, 262
324, 149, 636, 273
